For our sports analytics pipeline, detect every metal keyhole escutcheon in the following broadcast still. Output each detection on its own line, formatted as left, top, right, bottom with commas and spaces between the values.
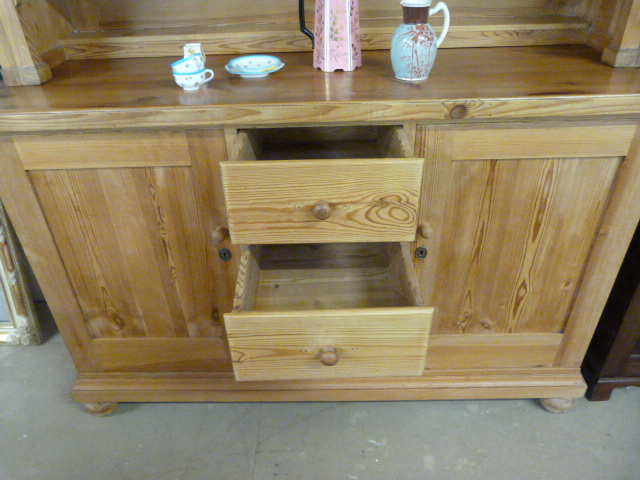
415, 246, 428, 260
219, 248, 233, 262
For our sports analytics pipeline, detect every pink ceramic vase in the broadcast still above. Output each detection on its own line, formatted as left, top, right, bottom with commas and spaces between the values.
300, 0, 362, 72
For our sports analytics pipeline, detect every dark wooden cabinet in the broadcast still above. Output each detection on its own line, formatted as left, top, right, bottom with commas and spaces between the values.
583, 223, 640, 401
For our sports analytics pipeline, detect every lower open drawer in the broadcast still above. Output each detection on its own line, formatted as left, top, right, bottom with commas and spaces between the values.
224, 243, 433, 381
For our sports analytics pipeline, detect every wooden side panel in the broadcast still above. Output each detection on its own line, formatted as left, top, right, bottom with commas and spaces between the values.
225, 307, 433, 381
29, 165, 223, 340
15, 131, 191, 170
232, 245, 261, 312
221, 158, 424, 244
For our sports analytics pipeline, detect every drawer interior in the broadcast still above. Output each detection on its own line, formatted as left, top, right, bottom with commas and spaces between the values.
225, 242, 433, 381
231, 125, 414, 161
233, 242, 425, 312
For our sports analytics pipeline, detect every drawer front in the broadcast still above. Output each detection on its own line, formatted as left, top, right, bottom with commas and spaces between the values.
221, 158, 424, 244
225, 307, 433, 381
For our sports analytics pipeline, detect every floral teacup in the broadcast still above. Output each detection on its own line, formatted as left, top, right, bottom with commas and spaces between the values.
184, 43, 205, 63
173, 68, 214, 91
171, 54, 205, 74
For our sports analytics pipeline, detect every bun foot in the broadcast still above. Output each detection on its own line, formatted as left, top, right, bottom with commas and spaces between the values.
84, 402, 118, 416
540, 397, 577, 413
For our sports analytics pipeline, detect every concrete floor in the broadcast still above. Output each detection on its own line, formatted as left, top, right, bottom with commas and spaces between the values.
1, 318, 639, 480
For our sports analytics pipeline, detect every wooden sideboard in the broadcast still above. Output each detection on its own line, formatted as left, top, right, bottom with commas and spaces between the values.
583, 223, 640, 401
1, 0, 640, 415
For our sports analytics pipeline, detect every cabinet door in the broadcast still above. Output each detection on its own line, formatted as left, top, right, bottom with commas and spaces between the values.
414, 124, 637, 369
19, 129, 237, 372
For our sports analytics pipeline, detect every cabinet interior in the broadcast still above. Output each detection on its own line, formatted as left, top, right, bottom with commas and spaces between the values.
234, 243, 424, 312
238, 126, 411, 161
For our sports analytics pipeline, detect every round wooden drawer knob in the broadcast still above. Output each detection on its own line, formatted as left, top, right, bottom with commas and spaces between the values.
418, 222, 434, 239
320, 346, 339, 366
313, 201, 332, 220
212, 226, 228, 243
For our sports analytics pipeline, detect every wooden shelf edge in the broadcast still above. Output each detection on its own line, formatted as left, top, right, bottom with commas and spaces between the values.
3, 97, 640, 134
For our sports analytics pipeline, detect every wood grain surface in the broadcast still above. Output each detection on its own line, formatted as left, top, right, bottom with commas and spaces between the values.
414, 124, 624, 336
226, 241, 432, 380
451, 125, 636, 160
556, 126, 640, 366
71, 367, 587, 403
15, 131, 192, 170
221, 158, 423, 244
59, 14, 587, 60
93, 337, 231, 372
225, 308, 433, 381
0, 136, 98, 370
426, 333, 563, 369
2, 46, 640, 131
27, 131, 232, 343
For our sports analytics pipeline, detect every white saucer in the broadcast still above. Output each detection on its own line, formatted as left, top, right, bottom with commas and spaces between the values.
225, 55, 284, 78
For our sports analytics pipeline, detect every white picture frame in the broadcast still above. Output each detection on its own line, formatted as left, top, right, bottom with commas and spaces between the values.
0, 201, 41, 345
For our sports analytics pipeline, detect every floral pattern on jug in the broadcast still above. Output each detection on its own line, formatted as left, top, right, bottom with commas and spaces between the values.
392, 24, 437, 80
391, 0, 450, 81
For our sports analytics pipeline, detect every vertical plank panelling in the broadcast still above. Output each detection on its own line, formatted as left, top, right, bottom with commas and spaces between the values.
431, 158, 493, 333
0, 137, 98, 370
31, 165, 230, 340
188, 129, 240, 319
25, 128, 236, 371
438, 159, 536, 334
509, 157, 620, 333
98, 168, 188, 337
420, 122, 625, 337
30, 169, 148, 337
432, 157, 620, 335
412, 125, 454, 327
150, 165, 217, 337
556, 126, 640, 366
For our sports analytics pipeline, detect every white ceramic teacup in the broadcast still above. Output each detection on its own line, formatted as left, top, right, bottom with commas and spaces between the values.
184, 43, 205, 63
171, 53, 205, 74
173, 68, 214, 90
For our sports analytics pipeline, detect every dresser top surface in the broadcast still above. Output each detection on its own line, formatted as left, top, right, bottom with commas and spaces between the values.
1, 45, 640, 131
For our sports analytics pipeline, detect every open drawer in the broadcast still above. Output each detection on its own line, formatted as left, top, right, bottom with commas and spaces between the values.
224, 242, 433, 381
220, 126, 424, 244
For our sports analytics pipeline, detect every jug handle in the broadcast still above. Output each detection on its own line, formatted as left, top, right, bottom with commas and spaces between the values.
429, 2, 450, 48
299, 0, 315, 47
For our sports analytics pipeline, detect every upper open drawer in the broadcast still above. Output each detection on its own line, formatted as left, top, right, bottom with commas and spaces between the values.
221, 126, 424, 244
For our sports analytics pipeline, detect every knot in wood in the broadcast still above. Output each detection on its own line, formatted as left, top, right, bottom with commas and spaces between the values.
449, 104, 468, 119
